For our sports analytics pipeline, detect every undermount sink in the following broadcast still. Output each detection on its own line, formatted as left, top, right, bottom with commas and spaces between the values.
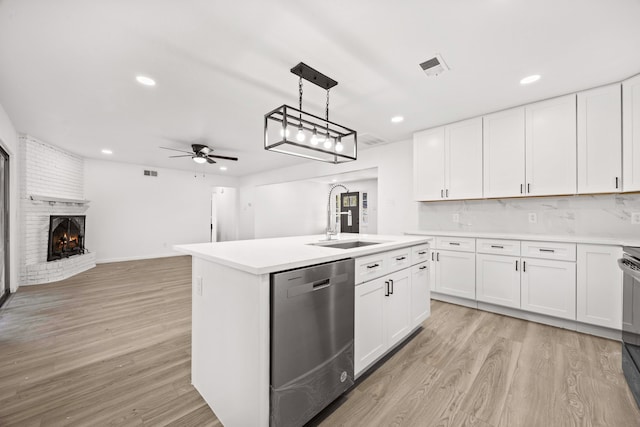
310, 240, 383, 249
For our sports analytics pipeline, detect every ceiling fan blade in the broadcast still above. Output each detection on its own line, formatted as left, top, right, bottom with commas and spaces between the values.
168, 155, 193, 158
160, 146, 194, 154
206, 157, 216, 164
207, 154, 239, 161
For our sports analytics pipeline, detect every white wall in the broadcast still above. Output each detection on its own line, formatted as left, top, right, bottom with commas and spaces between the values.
85, 160, 238, 263
238, 140, 417, 239
0, 104, 19, 291
212, 187, 238, 242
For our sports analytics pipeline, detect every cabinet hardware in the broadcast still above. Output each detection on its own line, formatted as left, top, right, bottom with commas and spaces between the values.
431, 252, 434, 261
515, 260, 518, 271
491, 245, 504, 249
389, 279, 394, 295
436, 252, 440, 262
419, 266, 427, 270
446, 189, 449, 198
520, 184, 523, 194
396, 256, 406, 261
527, 183, 531, 193
539, 249, 555, 253
385, 281, 389, 297
449, 242, 460, 246
418, 251, 427, 255
441, 189, 444, 198
523, 261, 526, 272
366, 263, 379, 269
616, 177, 619, 189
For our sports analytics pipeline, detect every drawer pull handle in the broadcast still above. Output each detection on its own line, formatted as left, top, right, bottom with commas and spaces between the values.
418, 251, 427, 255
396, 256, 406, 261
432, 252, 434, 261
367, 264, 380, 269
616, 177, 619, 189
389, 279, 394, 295
385, 281, 389, 297
419, 266, 427, 270
449, 242, 460, 246
539, 249, 555, 253
491, 245, 504, 249
436, 252, 440, 262
523, 261, 526, 272
515, 260, 518, 271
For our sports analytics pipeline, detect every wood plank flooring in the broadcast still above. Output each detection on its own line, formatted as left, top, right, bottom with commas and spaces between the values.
1, 256, 639, 426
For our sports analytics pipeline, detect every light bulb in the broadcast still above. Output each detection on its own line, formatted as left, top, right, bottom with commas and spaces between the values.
296, 127, 305, 142
335, 137, 344, 152
193, 156, 207, 164
310, 129, 318, 145
280, 127, 290, 138
324, 136, 333, 149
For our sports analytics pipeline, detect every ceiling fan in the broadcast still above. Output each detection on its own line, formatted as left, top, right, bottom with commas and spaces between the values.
160, 144, 239, 164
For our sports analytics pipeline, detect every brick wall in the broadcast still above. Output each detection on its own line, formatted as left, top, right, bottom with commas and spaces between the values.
19, 135, 95, 285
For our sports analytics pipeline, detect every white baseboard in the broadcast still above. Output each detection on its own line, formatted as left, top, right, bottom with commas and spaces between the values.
431, 292, 478, 309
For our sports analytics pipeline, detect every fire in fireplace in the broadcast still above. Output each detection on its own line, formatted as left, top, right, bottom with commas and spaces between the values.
47, 215, 86, 261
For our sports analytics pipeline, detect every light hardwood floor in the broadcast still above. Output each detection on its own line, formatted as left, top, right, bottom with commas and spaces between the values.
1, 256, 639, 426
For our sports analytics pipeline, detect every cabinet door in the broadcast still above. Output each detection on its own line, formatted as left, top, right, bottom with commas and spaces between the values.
354, 278, 386, 375
476, 254, 521, 309
483, 107, 526, 198
411, 262, 430, 327
577, 244, 622, 329
445, 117, 483, 200
521, 258, 576, 320
525, 95, 577, 196
577, 84, 622, 194
414, 127, 445, 200
434, 250, 476, 300
623, 74, 640, 192
385, 269, 412, 348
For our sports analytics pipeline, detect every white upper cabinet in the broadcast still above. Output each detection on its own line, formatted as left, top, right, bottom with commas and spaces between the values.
623, 74, 640, 192
525, 94, 577, 196
413, 127, 445, 200
577, 84, 622, 194
445, 117, 483, 200
483, 107, 526, 198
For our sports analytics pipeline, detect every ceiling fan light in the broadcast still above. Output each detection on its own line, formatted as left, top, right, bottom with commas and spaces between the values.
193, 156, 207, 164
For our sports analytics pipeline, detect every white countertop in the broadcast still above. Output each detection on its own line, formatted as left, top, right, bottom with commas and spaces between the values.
405, 230, 640, 247
174, 234, 431, 275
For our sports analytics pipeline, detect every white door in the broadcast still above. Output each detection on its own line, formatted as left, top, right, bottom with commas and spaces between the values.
623, 74, 640, 192
521, 257, 576, 320
410, 262, 430, 327
576, 244, 623, 329
483, 107, 526, 198
445, 117, 483, 200
525, 94, 577, 196
210, 191, 218, 242
354, 278, 386, 375
476, 254, 521, 309
577, 84, 622, 194
435, 250, 476, 300
413, 127, 445, 200
385, 269, 412, 348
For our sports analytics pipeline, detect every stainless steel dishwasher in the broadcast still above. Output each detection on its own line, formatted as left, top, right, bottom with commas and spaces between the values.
270, 258, 355, 427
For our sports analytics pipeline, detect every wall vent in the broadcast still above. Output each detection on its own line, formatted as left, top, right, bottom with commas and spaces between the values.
419, 53, 450, 77
143, 170, 158, 177
358, 133, 388, 150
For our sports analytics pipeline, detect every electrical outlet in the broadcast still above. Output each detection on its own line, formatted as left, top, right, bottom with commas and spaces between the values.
452, 213, 460, 223
528, 213, 537, 224
195, 276, 203, 296
632, 213, 640, 225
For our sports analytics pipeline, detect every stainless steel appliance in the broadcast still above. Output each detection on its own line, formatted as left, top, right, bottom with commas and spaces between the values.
620, 246, 640, 408
270, 258, 355, 427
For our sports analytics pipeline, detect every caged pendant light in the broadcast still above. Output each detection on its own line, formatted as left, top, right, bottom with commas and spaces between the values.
264, 62, 357, 164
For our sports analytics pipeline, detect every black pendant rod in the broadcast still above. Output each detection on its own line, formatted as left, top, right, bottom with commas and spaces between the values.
290, 62, 338, 90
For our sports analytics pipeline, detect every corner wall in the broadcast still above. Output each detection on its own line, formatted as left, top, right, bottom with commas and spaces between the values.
0, 104, 19, 291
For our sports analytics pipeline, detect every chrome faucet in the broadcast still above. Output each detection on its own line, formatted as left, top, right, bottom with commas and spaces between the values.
326, 184, 350, 240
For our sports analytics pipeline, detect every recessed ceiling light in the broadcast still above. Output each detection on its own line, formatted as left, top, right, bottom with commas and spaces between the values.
219, 166, 227, 171
136, 75, 156, 86
391, 116, 404, 123
101, 149, 113, 155
520, 74, 541, 85
332, 178, 337, 182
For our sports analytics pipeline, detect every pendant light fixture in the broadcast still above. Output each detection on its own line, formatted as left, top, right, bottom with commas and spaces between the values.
264, 62, 357, 164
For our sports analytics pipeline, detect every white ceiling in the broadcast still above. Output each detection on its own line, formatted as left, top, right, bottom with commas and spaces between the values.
1, 0, 639, 177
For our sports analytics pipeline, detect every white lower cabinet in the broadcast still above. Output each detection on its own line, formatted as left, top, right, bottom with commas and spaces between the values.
411, 262, 430, 327
354, 277, 386, 374
577, 244, 623, 329
385, 269, 412, 348
434, 250, 476, 299
521, 257, 576, 320
476, 254, 521, 309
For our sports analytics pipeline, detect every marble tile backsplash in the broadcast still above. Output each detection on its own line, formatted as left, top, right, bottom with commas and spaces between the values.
417, 193, 640, 239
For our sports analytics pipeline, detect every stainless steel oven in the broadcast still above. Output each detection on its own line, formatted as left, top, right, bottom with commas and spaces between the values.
620, 246, 640, 408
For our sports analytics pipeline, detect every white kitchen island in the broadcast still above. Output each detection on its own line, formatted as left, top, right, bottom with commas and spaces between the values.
174, 233, 431, 427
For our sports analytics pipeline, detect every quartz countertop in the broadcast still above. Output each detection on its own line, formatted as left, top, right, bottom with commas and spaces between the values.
174, 234, 431, 275
405, 230, 640, 247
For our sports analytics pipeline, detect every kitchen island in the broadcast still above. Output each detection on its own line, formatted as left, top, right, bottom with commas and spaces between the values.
174, 233, 431, 427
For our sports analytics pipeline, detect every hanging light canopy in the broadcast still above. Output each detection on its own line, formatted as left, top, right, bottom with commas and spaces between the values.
264, 62, 357, 164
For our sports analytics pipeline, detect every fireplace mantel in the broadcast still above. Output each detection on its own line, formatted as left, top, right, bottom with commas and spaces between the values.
30, 194, 90, 205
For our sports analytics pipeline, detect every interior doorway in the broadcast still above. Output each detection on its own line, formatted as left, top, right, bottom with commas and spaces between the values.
211, 187, 238, 242
0, 145, 10, 308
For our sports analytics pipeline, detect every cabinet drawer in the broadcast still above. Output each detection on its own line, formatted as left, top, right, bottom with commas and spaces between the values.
435, 236, 476, 252
355, 253, 387, 285
521, 241, 576, 261
411, 244, 430, 264
387, 248, 412, 273
476, 239, 520, 256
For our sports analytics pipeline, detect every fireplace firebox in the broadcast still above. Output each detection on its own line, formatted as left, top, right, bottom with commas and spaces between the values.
47, 215, 86, 261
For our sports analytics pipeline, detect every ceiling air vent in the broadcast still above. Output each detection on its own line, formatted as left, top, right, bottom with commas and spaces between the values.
143, 170, 158, 177
419, 54, 449, 77
358, 133, 388, 150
